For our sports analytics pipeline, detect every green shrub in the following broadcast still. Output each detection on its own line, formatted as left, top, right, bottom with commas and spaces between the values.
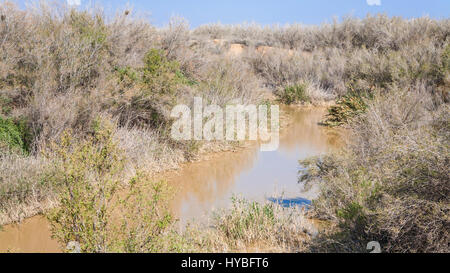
46, 121, 180, 253
279, 83, 310, 104
142, 48, 185, 95
322, 92, 369, 126
0, 117, 31, 155
0, 155, 54, 225
69, 10, 108, 47
118, 48, 193, 91
113, 49, 196, 129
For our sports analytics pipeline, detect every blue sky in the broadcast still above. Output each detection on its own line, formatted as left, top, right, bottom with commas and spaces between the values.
17, 0, 450, 27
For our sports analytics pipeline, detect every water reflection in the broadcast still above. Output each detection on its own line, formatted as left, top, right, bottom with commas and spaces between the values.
267, 197, 311, 208
162, 145, 260, 225
164, 106, 343, 226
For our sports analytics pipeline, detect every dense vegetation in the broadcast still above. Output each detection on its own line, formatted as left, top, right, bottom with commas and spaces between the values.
0, 1, 448, 252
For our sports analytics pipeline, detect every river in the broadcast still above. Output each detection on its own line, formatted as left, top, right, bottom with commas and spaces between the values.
0, 106, 343, 252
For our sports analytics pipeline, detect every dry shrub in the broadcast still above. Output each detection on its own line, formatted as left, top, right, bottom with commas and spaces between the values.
193, 15, 449, 52
247, 47, 340, 99
195, 15, 448, 108
302, 88, 449, 252
196, 57, 263, 106
114, 126, 183, 175
27, 90, 102, 151
107, 9, 157, 68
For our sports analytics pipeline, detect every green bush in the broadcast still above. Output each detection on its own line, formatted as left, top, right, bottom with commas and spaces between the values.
142, 48, 185, 95
0, 117, 31, 155
46, 121, 180, 253
279, 83, 310, 104
113, 49, 196, 128
114, 49, 188, 94
69, 10, 107, 46
322, 92, 369, 127
442, 44, 450, 73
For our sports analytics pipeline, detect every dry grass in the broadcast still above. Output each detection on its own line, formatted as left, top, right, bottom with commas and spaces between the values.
0, 154, 56, 225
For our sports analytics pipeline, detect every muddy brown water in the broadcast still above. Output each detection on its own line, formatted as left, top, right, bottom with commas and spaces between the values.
0, 106, 343, 252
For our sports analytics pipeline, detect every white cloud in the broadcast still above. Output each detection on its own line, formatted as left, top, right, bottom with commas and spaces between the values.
67, 0, 81, 6
366, 0, 381, 6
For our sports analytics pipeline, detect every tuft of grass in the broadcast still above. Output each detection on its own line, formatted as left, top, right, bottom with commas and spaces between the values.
141, 48, 184, 95
279, 83, 310, 105
186, 197, 315, 252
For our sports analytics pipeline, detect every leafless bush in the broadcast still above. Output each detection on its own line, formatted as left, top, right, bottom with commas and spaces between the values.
107, 9, 157, 68
114, 126, 183, 175
193, 15, 449, 52
303, 88, 449, 252
196, 56, 263, 105
246, 47, 342, 98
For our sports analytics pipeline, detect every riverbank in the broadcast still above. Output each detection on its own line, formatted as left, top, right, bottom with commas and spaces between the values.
0, 98, 292, 226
